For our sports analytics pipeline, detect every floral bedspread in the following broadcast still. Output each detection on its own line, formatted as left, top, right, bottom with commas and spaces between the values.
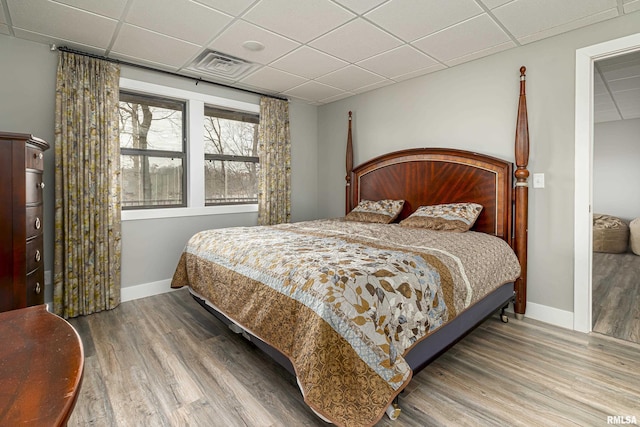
171, 218, 520, 427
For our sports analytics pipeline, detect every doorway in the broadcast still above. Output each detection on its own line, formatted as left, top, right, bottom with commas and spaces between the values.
574, 33, 640, 334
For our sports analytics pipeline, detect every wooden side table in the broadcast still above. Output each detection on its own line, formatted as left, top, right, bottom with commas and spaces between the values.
0, 305, 84, 426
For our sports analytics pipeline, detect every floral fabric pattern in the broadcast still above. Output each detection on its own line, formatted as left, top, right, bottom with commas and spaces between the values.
172, 218, 521, 426
258, 97, 291, 225
53, 51, 121, 318
400, 202, 483, 232
345, 199, 405, 224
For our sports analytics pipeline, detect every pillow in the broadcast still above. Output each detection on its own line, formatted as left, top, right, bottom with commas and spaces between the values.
345, 199, 405, 224
400, 203, 483, 232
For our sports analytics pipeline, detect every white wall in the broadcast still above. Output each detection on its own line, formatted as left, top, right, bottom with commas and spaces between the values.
0, 34, 319, 301
593, 118, 640, 222
318, 12, 640, 319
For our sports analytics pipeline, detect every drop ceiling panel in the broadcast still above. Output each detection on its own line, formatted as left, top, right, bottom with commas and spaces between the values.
365, 0, 482, 42
623, 0, 640, 13
283, 81, 344, 102
239, 66, 307, 92
243, 0, 355, 43
270, 46, 347, 79
412, 14, 512, 63
53, 0, 128, 19
309, 18, 403, 63
7, 0, 117, 49
208, 20, 300, 65
126, 0, 232, 45
316, 65, 386, 91
111, 24, 201, 69
357, 45, 439, 79
492, 0, 618, 44
194, 0, 256, 16
332, 0, 388, 15
596, 110, 623, 122
0, 4, 6, 24
392, 64, 447, 82
607, 75, 640, 92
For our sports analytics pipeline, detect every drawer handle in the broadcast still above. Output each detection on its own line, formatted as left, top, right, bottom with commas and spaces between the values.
35, 282, 41, 294
35, 217, 41, 230
35, 250, 41, 263
34, 152, 43, 160
37, 182, 45, 189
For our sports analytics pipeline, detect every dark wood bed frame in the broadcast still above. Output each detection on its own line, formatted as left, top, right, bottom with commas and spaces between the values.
191, 66, 530, 415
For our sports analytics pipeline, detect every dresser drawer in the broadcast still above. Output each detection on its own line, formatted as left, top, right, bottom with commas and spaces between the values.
26, 235, 44, 274
26, 206, 43, 239
26, 170, 45, 204
26, 145, 45, 170
26, 268, 45, 307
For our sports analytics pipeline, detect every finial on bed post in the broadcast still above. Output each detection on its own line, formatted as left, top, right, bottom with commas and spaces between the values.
346, 111, 353, 214
514, 66, 530, 320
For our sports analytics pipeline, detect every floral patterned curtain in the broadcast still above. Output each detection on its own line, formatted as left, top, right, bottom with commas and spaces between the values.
258, 97, 291, 225
53, 51, 121, 318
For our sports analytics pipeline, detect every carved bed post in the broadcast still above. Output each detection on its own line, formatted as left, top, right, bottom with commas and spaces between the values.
345, 111, 353, 214
514, 66, 530, 320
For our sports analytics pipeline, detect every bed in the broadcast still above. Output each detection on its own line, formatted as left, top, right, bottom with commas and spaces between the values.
171, 67, 531, 427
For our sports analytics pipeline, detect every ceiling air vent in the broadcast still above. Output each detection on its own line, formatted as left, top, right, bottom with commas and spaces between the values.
187, 50, 259, 80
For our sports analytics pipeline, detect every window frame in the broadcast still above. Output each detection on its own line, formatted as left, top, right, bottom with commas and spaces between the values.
203, 106, 260, 206
119, 78, 260, 221
119, 91, 188, 210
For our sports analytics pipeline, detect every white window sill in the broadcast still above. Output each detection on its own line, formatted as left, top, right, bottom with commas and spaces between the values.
121, 204, 258, 221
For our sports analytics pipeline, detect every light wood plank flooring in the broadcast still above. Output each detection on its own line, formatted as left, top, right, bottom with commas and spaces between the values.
592, 251, 640, 344
68, 288, 640, 427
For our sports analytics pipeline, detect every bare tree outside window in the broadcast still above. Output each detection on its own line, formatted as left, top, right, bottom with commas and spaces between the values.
119, 92, 186, 208
204, 107, 259, 205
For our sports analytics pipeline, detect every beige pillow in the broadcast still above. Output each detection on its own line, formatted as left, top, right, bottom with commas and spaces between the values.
593, 214, 629, 254
630, 218, 640, 256
345, 199, 404, 224
400, 203, 483, 232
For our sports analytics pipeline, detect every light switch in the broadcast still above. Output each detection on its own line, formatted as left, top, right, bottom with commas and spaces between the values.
533, 173, 545, 188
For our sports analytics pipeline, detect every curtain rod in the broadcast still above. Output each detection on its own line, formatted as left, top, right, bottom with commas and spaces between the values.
56, 46, 288, 102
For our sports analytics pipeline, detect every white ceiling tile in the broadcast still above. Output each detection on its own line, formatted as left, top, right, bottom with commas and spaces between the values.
599, 62, 640, 81
126, 0, 232, 45
357, 45, 439, 79
270, 47, 347, 79
365, 0, 482, 42
12, 28, 108, 54
283, 81, 344, 102
316, 65, 386, 91
608, 75, 640, 92
621, 109, 640, 120
319, 91, 356, 104
594, 93, 616, 108
111, 24, 201, 68
243, 0, 355, 43
52, 0, 128, 19
209, 20, 300, 65
593, 72, 608, 95
7, 0, 117, 49
594, 110, 623, 123
481, 0, 513, 8
0, 25, 9, 35
492, 0, 618, 44
623, 0, 640, 13
392, 63, 447, 82
351, 79, 395, 94
0, 5, 6, 24
110, 51, 184, 73
239, 66, 307, 92
613, 88, 640, 105
444, 41, 514, 67
412, 14, 511, 63
332, 0, 388, 15
194, 0, 256, 16
309, 19, 402, 62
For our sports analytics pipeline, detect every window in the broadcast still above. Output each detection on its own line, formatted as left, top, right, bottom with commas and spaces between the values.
119, 92, 186, 209
204, 107, 260, 205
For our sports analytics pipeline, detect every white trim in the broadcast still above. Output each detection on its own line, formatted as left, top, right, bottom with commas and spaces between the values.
574, 33, 640, 333
121, 278, 178, 302
522, 302, 574, 330
122, 203, 258, 221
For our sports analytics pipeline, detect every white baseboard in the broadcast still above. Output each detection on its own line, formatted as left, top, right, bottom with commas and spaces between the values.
520, 302, 575, 330
121, 278, 178, 302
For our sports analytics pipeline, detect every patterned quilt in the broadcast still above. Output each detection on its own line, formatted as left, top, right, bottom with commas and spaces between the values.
171, 218, 521, 427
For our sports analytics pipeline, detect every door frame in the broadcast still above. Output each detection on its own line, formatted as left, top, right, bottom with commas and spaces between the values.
574, 33, 640, 333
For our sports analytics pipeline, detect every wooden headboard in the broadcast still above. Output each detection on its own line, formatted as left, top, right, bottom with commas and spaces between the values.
344, 67, 530, 319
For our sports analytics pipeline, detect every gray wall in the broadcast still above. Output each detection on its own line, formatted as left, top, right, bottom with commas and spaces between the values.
318, 12, 640, 314
0, 34, 318, 298
593, 118, 640, 222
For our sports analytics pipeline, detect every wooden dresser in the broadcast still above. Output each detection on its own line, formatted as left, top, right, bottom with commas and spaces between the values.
0, 132, 50, 312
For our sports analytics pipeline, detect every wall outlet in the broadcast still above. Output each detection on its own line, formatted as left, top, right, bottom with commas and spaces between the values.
533, 173, 545, 188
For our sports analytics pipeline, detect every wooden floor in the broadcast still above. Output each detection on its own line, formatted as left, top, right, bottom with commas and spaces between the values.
68, 288, 640, 427
592, 251, 640, 344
